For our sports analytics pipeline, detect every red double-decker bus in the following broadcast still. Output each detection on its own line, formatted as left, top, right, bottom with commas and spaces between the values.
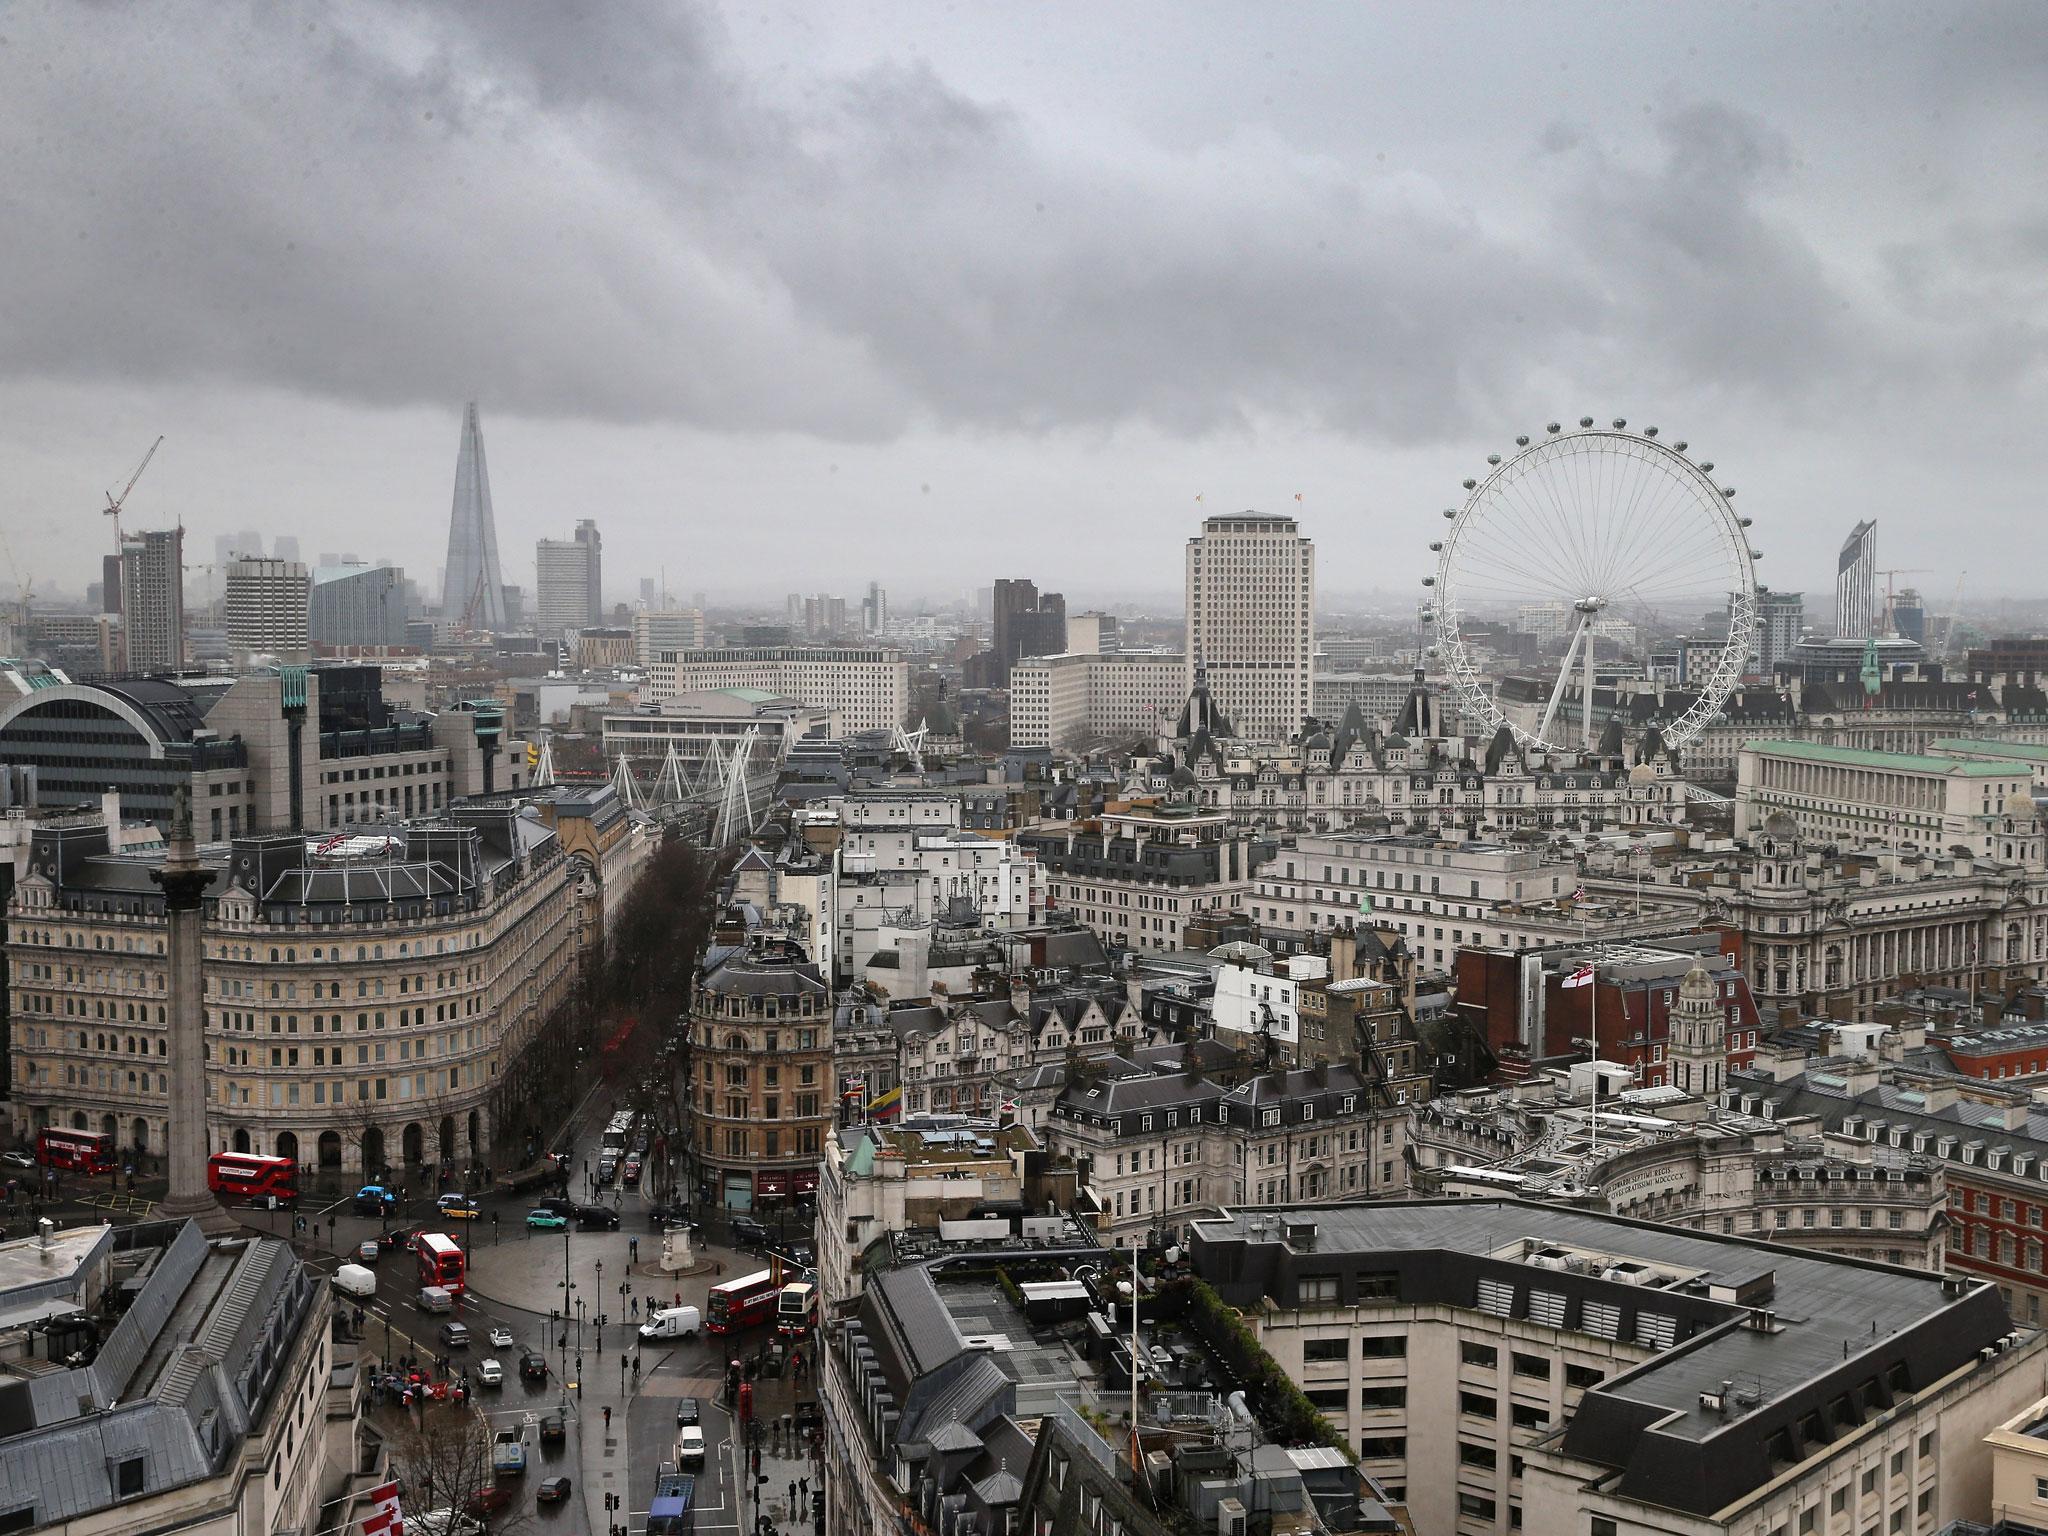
416, 1232, 467, 1294
206, 1152, 299, 1208
37, 1128, 116, 1175
705, 1269, 779, 1335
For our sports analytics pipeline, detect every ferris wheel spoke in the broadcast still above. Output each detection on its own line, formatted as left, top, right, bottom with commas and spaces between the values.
1456, 524, 1585, 600
1604, 467, 1715, 595
1593, 451, 1683, 596
1498, 462, 1601, 594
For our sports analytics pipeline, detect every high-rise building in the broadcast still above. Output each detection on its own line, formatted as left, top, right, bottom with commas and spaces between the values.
535, 519, 601, 637
1184, 510, 1314, 744
631, 609, 707, 666
223, 557, 310, 662
310, 562, 408, 648
440, 401, 508, 630
1836, 518, 1877, 639
1064, 610, 1119, 655
119, 527, 185, 672
989, 577, 1066, 683
1893, 586, 1926, 645
214, 530, 263, 567
861, 581, 888, 633
1745, 585, 1804, 676
100, 553, 123, 615
272, 535, 301, 564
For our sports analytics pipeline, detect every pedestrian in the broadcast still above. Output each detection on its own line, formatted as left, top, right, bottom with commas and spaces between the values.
602, 1405, 611, 1431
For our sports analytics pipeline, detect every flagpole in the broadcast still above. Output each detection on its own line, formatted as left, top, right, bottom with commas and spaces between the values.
1583, 904, 1597, 1154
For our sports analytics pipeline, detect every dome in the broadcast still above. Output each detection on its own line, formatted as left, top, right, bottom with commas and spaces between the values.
1679, 962, 1717, 1003
1169, 765, 1198, 789
2006, 789, 2039, 820
1762, 810, 1800, 841
1628, 762, 1657, 786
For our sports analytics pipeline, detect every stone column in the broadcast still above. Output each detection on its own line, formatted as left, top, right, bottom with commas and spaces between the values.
151, 787, 235, 1232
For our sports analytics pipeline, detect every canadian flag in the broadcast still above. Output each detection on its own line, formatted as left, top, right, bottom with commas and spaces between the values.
1561, 964, 1595, 989
362, 1480, 403, 1536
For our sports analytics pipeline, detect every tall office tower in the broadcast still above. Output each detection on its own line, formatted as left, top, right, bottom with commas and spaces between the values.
1740, 586, 1805, 676
440, 402, 508, 630
1184, 511, 1315, 745
101, 554, 123, 615
223, 557, 311, 661
1836, 519, 1877, 639
990, 578, 1066, 683
214, 530, 264, 567
631, 609, 708, 666
639, 576, 657, 607
862, 581, 888, 633
120, 527, 186, 672
273, 535, 301, 564
535, 519, 602, 637
311, 562, 408, 647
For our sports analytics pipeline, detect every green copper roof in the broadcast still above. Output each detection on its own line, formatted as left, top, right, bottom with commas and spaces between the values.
1746, 739, 2029, 776
1932, 738, 2048, 764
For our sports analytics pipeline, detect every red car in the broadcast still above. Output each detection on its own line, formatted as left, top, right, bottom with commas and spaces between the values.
466, 1485, 514, 1518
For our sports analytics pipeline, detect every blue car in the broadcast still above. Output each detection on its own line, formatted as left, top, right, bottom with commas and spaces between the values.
354, 1185, 398, 1217
526, 1208, 568, 1231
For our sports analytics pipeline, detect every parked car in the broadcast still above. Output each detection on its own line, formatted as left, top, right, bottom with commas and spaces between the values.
477, 1358, 504, 1388
354, 1185, 398, 1217
526, 1208, 567, 1231
676, 1426, 705, 1467
536, 1477, 572, 1505
439, 1321, 470, 1349
356, 1239, 381, 1263
437, 1193, 481, 1221
673, 1396, 701, 1428
521, 1352, 549, 1382
538, 1413, 565, 1443
488, 1326, 514, 1349
575, 1204, 620, 1231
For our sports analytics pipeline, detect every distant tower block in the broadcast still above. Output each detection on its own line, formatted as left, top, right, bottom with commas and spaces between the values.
150, 787, 233, 1233
441, 403, 509, 630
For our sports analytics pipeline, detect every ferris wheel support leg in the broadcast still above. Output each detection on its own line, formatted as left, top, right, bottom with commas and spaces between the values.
1583, 615, 1597, 752
1536, 614, 1589, 748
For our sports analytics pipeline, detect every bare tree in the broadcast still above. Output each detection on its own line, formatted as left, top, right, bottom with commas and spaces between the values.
389, 1400, 530, 1536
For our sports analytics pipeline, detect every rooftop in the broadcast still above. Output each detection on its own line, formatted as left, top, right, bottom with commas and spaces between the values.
1744, 739, 2028, 776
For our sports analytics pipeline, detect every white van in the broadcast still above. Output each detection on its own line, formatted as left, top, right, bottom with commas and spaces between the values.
638, 1305, 701, 1341
417, 1285, 454, 1314
333, 1263, 377, 1298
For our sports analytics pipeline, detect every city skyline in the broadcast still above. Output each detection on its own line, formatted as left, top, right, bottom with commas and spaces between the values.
4, 4, 2047, 602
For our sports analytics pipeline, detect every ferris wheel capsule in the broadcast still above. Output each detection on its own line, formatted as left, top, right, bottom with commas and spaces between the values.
1643, 426, 1658, 437
1612, 418, 1626, 429
1487, 454, 1501, 465
1740, 517, 1753, 527
1547, 422, 1561, 433
1699, 461, 1713, 473
1462, 479, 1476, 490
1429, 541, 1443, 552
1515, 436, 1529, 446
1422, 576, 1436, 587
1579, 416, 1594, 427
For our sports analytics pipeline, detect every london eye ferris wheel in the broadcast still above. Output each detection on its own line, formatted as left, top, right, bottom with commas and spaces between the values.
1423, 418, 1760, 754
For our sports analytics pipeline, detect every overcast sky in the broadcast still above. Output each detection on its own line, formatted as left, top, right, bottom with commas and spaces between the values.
4, 1, 2046, 613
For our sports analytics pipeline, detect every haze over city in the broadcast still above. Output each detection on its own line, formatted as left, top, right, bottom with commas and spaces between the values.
6, 1, 2048, 604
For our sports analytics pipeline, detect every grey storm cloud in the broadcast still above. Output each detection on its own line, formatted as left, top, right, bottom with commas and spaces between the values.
9, 0, 2027, 453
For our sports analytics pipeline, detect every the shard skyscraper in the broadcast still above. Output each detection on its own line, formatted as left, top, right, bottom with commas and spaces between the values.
441, 401, 508, 630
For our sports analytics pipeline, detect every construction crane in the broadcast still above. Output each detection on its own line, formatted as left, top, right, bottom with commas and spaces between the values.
102, 435, 164, 549
1875, 568, 1929, 636
0, 527, 30, 633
